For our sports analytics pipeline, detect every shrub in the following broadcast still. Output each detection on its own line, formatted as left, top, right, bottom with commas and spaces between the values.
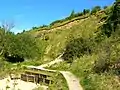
50, 20, 64, 26
93, 38, 112, 73
103, 6, 108, 9
101, 0, 120, 37
93, 37, 120, 74
39, 24, 48, 28
32, 27, 38, 30
93, 54, 110, 73
91, 6, 101, 14
62, 37, 94, 63
83, 9, 90, 15
69, 10, 75, 18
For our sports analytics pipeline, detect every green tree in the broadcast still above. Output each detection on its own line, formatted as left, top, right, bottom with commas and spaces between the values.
0, 22, 14, 55
102, 0, 120, 37
91, 6, 101, 14
103, 6, 108, 9
4, 33, 40, 60
0, 22, 41, 62
112, 0, 120, 30
83, 9, 90, 15
32, 27, 38, 30
22, 30, 25, 32
70, 10, 75, 17
62, 37, 94, 63
68, 10, 75, 19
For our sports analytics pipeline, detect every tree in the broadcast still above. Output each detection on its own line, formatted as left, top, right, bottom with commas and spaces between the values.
32, 27, 38, 30
3, 32, 40, 62
69, 10, 75, 19
22, 30, 25, 33
91, 6, 101, 14
83, 9, 90, 15
70, 10, 75, 17
0, 21, 15, 55
1, 21, 14, 32
112, 0, 120, 30
103, 6, 108, 9
62, 37, 93, 63
0, 21, 40, 62
101, 0, 120, 37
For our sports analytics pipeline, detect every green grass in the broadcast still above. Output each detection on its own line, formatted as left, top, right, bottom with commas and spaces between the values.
48, 54, 120, 90
34, 14, 102, 60
26, 11, 106, 62
71, 55, 120, 90
28, 14, 89, 33
1, 9, 117, 90
49, 72, 69, 90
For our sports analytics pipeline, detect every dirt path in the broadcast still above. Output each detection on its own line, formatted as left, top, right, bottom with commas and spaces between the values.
60, 71, 83, 90
38, 58, 63, 68
26, 54, 83, 90
28, 56, 83, 90
37, 54, 63, 68
28, 66, 83, 90
30, 67, 83, 90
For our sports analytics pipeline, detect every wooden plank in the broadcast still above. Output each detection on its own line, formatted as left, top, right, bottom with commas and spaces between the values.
21, 74, 37, 83
27, 74, 35, 83
25, 70, 54, 76
21, 68, 56, 85
21, 74, 27, 81
46, 76, 53, 80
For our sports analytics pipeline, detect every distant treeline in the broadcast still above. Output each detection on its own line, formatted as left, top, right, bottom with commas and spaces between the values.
31, 5, 108, 31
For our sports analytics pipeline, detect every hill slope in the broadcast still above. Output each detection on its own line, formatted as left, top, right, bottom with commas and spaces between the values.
28, 11, 104, 61
24, 4, 120, 90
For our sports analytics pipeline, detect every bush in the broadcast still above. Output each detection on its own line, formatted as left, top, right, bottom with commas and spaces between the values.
62, 37, 94, 63
68, 12, 84, 19
93, 38, 112, 73
83, 9, 90, 15
32, 27, 38, 30
93, 37, 120, 74
91, 6, 101, 14
69, 10, 75, 18
39, 24, 48, 28
2, 32, 41, 62
76, 12, 83, 16
50, 20, 64, 26
101, 0, 120, 37
103, 6, 108, 9
93, 55, 110, 73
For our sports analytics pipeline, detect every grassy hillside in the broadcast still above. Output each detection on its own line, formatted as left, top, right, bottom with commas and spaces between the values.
29, 11, 105, 62
1, 2, 120, 90
26, 3, 120, 90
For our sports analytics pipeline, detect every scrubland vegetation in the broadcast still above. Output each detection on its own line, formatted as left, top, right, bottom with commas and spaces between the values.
1, 0, 120, 90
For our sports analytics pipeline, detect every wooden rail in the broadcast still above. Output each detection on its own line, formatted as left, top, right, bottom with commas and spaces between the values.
21, 66, 83, 90
21, 67, 54, 85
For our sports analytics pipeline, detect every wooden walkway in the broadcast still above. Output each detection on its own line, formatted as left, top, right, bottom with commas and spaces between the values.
21, 56, 83, 90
